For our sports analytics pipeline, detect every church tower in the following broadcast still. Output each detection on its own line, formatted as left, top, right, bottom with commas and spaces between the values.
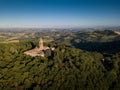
39, 38, 43, 49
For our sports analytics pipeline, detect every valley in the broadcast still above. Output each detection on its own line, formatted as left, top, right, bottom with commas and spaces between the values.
0, 29, 120, 90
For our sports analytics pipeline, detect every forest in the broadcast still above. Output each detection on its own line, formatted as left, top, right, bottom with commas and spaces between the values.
0, 29, 120, 90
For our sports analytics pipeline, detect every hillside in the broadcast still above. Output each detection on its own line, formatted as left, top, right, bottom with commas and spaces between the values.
0, 29, 120, 90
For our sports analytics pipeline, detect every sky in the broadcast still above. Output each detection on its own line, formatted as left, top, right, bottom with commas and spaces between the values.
0, 0, 120, 28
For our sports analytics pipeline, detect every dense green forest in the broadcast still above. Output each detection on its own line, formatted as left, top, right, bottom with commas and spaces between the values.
0, 30, 120, 90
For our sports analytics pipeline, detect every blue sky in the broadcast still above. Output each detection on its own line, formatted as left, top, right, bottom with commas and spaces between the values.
0, 0, 120, 28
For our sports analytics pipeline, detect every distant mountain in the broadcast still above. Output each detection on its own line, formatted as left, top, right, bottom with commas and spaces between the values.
94, 26, 120, 30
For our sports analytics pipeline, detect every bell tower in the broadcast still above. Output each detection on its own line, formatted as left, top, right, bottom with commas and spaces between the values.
39, 38, 43, 49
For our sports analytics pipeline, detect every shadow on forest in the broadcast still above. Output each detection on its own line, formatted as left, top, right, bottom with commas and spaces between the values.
71, 40, 120, 53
